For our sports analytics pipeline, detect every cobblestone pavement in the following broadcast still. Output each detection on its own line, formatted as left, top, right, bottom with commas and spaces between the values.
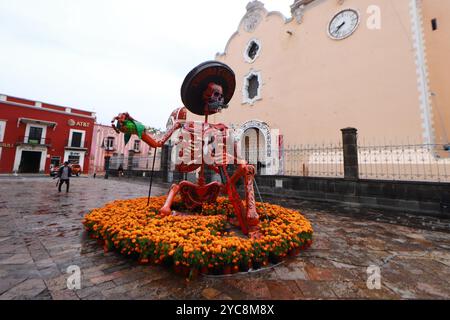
1, 176, 450, 300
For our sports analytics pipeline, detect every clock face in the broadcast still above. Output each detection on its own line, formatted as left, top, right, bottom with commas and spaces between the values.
328, 9, 360, 40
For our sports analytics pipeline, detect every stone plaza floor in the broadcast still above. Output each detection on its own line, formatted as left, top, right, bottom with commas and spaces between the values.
1, 176, 450, 300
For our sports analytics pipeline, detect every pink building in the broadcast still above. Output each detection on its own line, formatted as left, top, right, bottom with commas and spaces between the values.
89, 108, 186, 174
89, 123, 154, 174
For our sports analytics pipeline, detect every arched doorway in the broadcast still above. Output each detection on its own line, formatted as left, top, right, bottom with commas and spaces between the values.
236, 120, 280, 175
242, 128, 266, 174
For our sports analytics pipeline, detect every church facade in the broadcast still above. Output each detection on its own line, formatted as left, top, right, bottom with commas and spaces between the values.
189, 0, 450, 175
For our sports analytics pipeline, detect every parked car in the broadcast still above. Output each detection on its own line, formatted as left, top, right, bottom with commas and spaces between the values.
71, 164, 81, 176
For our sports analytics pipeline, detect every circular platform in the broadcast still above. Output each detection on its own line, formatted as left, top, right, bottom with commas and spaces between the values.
83, 196, 313, 279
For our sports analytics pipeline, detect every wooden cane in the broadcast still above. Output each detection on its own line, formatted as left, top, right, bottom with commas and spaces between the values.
147, 148, 158, 206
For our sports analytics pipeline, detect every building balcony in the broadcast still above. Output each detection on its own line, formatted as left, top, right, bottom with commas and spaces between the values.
104, 146, 116, 152
65, 140, 88, 151
16, 136, 51, 147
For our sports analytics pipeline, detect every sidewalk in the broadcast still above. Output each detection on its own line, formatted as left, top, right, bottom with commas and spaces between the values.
0, 173, 48, 178
0, 177, 449, 299
0, 173, 89, 179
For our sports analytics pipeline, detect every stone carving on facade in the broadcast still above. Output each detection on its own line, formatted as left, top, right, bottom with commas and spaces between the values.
246, 0, 264, 12
243, 13, 262, 32
242, 1, 265, 33
291, 1, 306, 24
291, 0, 316, 24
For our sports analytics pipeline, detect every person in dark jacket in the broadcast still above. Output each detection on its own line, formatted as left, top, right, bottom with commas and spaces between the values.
58, 161, 72, 193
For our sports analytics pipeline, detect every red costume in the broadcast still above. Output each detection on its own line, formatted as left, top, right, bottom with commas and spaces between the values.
112, 61, 260, 237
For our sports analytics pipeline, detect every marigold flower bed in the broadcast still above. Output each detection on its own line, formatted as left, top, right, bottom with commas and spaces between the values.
83, 196, 313, 279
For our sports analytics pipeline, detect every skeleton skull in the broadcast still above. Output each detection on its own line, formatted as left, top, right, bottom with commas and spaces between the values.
202, 82, 227, 113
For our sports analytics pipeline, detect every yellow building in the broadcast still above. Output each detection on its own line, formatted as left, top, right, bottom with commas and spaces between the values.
188, 0, 449, 176
421, 0, 450, 150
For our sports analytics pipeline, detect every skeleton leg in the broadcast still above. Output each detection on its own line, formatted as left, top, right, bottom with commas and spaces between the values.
228, 163, 259, 230
160, 183, 180, 216
243, 165, 259, 227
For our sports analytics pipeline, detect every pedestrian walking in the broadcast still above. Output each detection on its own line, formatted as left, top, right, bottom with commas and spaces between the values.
118, 164, 124, 177
58, 161, 72, 193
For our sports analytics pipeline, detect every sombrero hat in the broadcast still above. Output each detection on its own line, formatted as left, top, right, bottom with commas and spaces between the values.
181, 61, 236, 116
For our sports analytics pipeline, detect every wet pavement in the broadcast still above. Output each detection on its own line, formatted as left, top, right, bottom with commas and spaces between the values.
1, 176, 450, 300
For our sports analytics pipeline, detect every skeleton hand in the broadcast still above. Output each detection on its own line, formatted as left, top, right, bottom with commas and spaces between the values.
111, 113, 134, 134
111, 116, 120, 133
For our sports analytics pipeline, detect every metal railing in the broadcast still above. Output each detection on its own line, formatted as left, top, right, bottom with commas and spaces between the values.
109, 151, 162, 171
245, 143, 449, 182
104, 146, 116, 151
17, 136, 51, 146
65, 139, 86, 149
241, 144, 345, 177
358, 143, 450, 182
104, 142, 450, 183
277, 144, 344, 178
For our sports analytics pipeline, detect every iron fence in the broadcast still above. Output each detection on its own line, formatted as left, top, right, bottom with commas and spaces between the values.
358, 143, 450, 182
105, 142, 450, 183
244, 144, 344, 178
245, 142, 450, 182
109, 150, 162, 171
89, 165, 109, 175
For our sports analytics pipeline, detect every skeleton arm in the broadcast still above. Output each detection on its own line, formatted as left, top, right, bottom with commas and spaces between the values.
111, 112, 182, 148
141, 121, 182, 148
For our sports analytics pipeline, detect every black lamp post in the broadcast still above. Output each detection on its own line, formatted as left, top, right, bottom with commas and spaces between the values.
104, 155, 110, 179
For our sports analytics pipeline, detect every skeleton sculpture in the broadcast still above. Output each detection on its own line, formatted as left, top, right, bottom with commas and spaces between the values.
112, 61, 260, 237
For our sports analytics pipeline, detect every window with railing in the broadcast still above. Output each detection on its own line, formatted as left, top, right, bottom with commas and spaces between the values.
28, 126, 43, 144
71, 132, 82, 148
133, 140, 141, 152
105, 137, 115, 150
18, 136, 51, 145
67, 130, 86, 148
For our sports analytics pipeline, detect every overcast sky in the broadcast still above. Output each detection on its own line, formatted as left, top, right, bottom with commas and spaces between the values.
0, 0, 293, 129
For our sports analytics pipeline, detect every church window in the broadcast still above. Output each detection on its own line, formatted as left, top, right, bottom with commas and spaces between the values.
248, 42, 259, 60
243, 71, 262, 104
431, 19, 438, 31
244, 39, 261, 63
247, 75, 259, 99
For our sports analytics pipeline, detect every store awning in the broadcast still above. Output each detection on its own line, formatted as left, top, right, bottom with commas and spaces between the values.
17, 118, 57, 129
